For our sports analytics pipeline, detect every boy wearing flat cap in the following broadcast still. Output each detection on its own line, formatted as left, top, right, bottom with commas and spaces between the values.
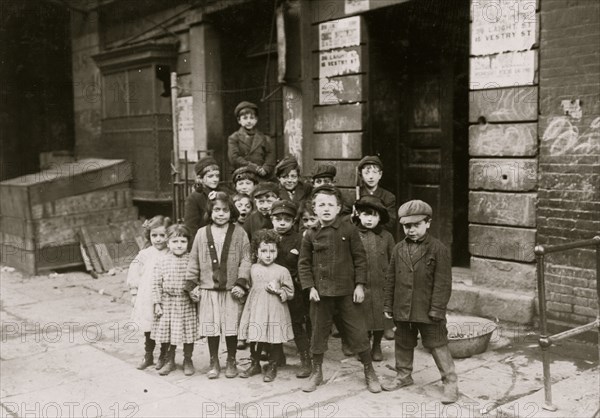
270, 200, 312, 379
184, 156, 230, 240
298, 185, 382, 394
243, 182, 280, 242
355, 156, 396, 235
227, 101, 275, 181
311, 163, 352, 216
232, 165, 259, 196
276, 156, 312, 206
382, 200, 458, 404
353, 196, 395, 362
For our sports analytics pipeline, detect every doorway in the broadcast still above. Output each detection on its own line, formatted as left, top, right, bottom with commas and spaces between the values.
367, 0, 470, 265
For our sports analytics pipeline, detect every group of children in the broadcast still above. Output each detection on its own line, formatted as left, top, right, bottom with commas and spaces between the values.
126, 101, 458, 403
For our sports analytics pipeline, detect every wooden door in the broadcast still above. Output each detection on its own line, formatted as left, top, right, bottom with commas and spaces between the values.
401, 52, 454, 251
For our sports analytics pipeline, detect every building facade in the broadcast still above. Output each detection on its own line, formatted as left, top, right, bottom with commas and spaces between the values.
69, 0, 599, 327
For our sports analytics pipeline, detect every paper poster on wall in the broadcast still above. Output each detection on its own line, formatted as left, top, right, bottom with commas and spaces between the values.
319, 49, 360, 78
470, 50, 536, 89
471, 0, 537, 56
345, 0, 369, 14
177, 96, 195, 161
319, 16, 360, 51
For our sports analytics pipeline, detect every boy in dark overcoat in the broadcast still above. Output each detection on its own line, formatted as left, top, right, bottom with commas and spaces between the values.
243, 182, 279, 242
227, 101, 275, 181
382, 200, 458, 404
298, 185, 382, 393
275, 156, 312, 205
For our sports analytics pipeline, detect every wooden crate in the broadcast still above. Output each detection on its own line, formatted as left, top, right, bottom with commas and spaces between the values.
0, 158, 132, 219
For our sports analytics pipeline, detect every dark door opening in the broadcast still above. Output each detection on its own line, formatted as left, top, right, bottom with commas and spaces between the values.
367, 0, 470, 266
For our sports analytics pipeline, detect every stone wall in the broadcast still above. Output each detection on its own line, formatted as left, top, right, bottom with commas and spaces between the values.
538, 0, 600, 325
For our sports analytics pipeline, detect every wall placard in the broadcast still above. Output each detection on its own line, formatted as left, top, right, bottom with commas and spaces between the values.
319, 49, 360, 78
319, 16, 360, 51
471, 50, 536, 88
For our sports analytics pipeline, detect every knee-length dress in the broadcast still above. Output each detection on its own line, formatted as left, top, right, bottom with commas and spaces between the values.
151, 252, 198, 345
126, 246, 168, 332
186, 223, 251, 337
238, 263, 295, 344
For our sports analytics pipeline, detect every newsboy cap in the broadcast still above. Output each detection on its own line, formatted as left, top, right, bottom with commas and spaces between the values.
311, 184, 342, 202
311, 164, 336, 179
354, 195, 389, 225
252, 182, 279, 198
234, 101, 258, 118
397, 200, 432, 224
194, 156, 219, 176
357, 155, 383, 171
271, 200, 298, 217
232, 165, 259, 183
275, 156, 300, 177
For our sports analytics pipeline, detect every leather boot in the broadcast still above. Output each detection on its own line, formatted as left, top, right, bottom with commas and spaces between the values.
159, 345, 176, 376
207, 356, 221, 379
363, 362, 382, 393
183, 343, 195, 376
371, 342, 383, 362
263, 361, 278, 382
431, 345, 459, 404
137, 352, 154, 370
296, 350, 312, 378
277, 352, 287, 367
155, 343, 169, 370
225, 355, 238, 378
382, 346, 414, 391
302, 362, 323, 392
240, 360, 262, 378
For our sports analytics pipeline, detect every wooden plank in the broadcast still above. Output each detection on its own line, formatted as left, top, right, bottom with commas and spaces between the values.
94, 242, 115, 272
469, 158, 537, 191
0, 186, 30, 219
313, 104, 363, 132
313, 133, 363, 159
314, 75, 364, 105
469, 191, 537, 227
1, 244, 37, 275
37, 243, 83, 272
469, 123, 537, 156
30, 184, 131, 219
469, 86, 538, 123
311, 0, 410, 23
79, 227, 104, 273
469, 224, 536, 262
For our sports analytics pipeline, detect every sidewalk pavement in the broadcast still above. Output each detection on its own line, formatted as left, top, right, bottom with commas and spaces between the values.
1, 266, 598, 418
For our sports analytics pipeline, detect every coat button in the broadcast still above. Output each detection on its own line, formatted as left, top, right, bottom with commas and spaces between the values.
213, 259, 217, 263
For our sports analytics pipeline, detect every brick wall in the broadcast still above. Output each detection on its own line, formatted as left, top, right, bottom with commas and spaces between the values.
538, 0, 600, 324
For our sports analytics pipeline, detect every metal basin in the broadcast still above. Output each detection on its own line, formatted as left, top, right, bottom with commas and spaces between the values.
447, 315, 497, 359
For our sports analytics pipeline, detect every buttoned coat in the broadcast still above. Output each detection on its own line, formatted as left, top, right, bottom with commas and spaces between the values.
358, 226, 395, 330
227, 128, 276, 177
383, 234, 452, 324
277, 181, 313, 206
298, 217, 367, 297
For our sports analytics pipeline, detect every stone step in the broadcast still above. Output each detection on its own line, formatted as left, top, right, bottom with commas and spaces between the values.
448, 277, 536, 324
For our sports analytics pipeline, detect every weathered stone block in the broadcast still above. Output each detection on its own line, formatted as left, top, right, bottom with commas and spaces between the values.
469, 191, 537, 227
469, 86, 538, 122
469, 123, 537, 156
313, 133, 363, 159
471, 256, 537, 291
469, 158, 537, 191
469, 224, 536, 262
313, 104, 363, 132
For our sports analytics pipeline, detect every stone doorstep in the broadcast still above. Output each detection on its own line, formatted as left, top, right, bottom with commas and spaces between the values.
449, 275, 536, 325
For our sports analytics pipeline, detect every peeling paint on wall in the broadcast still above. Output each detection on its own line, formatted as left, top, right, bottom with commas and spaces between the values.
283, 88, 302, 167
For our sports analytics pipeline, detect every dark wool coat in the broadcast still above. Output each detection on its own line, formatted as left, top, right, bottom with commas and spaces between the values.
277, 181, 313, 206
243, 211, 273, 243
298, 217, 367, 297
183, 184, 231, 239
358, 226, 395, 331
383, 234, 452, 324
227, 128, 276, 178
355, 186, 397, 234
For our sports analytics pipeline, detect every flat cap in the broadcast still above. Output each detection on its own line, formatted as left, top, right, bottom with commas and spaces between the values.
311, 184, 342, 201
232, 165, 259, 183
311, 164, 336, 179
271, 200, 298, 217
194, 156, 219, 175
275, 156, 300, 177
358, 155, 383, 171
252, 182, 279, 198
234, 101, 258, 118
397, 200, 432, 224
355, 195, 389, 225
